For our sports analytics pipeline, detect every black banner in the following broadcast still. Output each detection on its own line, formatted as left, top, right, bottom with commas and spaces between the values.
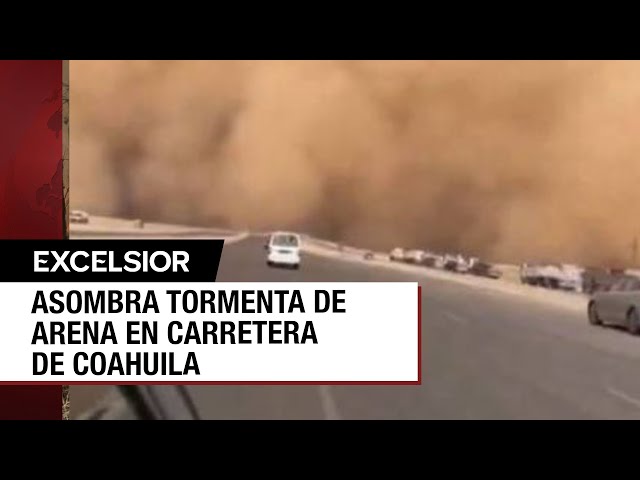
1, 239, 224, 282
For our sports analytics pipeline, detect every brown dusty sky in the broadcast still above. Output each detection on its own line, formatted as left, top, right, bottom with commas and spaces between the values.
70, 60, 640, 266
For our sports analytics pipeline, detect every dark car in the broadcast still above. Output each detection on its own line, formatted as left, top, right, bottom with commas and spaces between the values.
468, 261, 502, 279
443, 255, 461, 272
422, 256, 438, 268
582, 268, 635, 294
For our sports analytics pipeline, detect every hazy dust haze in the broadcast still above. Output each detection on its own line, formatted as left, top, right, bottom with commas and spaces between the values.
70, 60, 640, 266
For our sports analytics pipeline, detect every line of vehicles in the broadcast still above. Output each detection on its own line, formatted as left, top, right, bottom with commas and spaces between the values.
71, 213, 639, 337
385, 247, 640, 336
519, 262, 640, 295
386, 247, 502, 279
524, 262, 640, 337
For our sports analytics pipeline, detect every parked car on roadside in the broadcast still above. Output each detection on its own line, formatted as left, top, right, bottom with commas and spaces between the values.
69, 210, 89, 224
582, 268, 633, 294
520, 263, 584, 292
422, 253, 442, 268
390, 248, 405, 262
405, 250, 426, 264
443, 254, 469, 273
588, 277, 640, 335
468, 261, 502, 279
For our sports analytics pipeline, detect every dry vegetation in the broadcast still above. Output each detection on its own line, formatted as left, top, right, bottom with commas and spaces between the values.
62, 385, 70, 420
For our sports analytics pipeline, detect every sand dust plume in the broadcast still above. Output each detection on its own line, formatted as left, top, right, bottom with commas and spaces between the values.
70, 60, 640, 266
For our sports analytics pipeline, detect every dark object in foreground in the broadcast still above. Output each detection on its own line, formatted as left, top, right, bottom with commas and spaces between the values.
267, 260, 300, 270
76, 385, 202, 420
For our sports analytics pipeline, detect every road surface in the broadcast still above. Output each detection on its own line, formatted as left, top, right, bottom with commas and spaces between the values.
71, 235, 640, 419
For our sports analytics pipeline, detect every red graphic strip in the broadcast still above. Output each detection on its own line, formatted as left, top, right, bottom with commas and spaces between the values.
0, 60, 63, 419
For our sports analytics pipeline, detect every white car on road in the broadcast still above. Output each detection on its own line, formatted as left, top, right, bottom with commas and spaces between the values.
390, 248, 406, 262
266, 232, 301, 269
520, 263, 584, 292
405, 250, 426, 264
69, 210, 89, 224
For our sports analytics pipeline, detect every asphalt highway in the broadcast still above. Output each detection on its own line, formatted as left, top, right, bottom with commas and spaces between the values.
71, 235, 640, 419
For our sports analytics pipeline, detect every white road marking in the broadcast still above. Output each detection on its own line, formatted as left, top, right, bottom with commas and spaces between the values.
606, 386, 640, 410
318, 385, 342, 420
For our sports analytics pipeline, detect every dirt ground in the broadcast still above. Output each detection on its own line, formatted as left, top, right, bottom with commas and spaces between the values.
68, 385, 112, 419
